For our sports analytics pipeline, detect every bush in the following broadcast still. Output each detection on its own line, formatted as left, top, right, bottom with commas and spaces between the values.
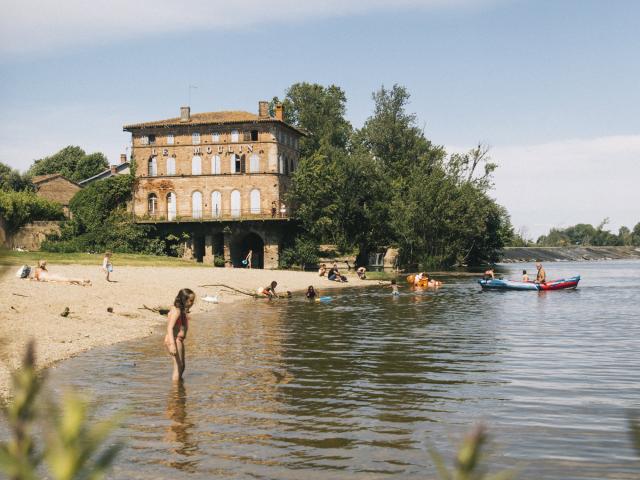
280, 237, 319, 269
0, 190, 64, 233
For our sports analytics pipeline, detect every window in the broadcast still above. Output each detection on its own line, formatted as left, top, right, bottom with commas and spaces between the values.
192, 132, 200, 145
166, 157, 175, 175
212, 132, 220, 143
284, 156, 289, 175
192, 191, 202, 219
167, 134, 174, 145
141, 135, 149, 145
230, 154, 245, 174
147, 193, 158, 214
243, 131, 251, 142
149, 134, 156, 145
211, 155, 221, 174
231, 129, 239, 142
148, 157, 157, 176
192, 155, 202, 175
251, 130, 259, 141
249, 154, 260, 173
250, 189, 261, 214
230, 154, 237, 174
278, 155, 284, 174
211, 191, 221, 218
230, 190, 241, 217
166, 192, 176, 220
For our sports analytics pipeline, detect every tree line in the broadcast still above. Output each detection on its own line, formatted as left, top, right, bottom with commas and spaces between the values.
512, 219, 640, 247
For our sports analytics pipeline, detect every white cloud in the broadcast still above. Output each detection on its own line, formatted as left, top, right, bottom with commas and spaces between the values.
0, 0, 495, 56
466, 135, 640, 239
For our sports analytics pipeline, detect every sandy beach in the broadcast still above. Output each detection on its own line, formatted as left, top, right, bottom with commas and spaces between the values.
0, 263, 366, 398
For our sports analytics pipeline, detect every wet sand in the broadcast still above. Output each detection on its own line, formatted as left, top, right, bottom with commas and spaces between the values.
0, 264, 364, 398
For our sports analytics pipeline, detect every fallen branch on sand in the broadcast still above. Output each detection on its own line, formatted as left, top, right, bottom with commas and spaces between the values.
140, 305, 170, 315
198, 284, 259, 297
12, 293, 29, 297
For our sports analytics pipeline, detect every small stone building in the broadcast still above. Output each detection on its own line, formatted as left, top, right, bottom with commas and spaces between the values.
123, 101, 304, 269
31, 174, 82, 217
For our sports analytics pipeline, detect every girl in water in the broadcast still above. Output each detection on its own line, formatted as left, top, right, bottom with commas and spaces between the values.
165, 288, 196, 382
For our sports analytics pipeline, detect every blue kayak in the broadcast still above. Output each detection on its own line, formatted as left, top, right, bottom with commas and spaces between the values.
479, 275, 580, 291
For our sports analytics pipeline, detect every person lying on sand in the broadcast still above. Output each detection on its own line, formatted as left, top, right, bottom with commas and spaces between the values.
33, 260, 91, 286
164, 288, 195, 382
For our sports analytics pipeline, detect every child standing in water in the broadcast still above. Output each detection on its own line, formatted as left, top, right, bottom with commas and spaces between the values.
389, 279, 400, 296
165, 288, 196, 382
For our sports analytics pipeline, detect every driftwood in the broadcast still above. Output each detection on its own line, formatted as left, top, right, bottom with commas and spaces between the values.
198, 284, 259, 297
12, 293, 29, 297
140, 305, 170, 315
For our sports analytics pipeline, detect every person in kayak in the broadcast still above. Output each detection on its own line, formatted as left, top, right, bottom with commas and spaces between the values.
483, 269, 495, 280
535, 263, 546, 283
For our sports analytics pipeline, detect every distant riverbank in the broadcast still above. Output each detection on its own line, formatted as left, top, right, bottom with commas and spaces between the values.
501, 246, 640, 263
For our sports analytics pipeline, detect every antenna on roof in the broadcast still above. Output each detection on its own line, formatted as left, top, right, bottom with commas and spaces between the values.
188, 84, 198, 107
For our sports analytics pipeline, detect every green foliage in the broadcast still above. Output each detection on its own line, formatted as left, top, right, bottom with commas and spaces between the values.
430, 424, 517, 480
0, 190, 64, 233
0, 342, 123, 480
536, 218, 634, 246
28, 146, 108, 183
280, 236, 320, 269
0, 162, 33, 192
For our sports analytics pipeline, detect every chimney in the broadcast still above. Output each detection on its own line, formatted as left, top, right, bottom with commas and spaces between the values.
258, 100, 269, 118
110, 165, 117, 175
119, 154, 127, 165
180, 106, 191, 122
275, 103, 284, 121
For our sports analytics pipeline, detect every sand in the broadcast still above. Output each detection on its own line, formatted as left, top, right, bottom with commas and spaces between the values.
0, 263, 367, 398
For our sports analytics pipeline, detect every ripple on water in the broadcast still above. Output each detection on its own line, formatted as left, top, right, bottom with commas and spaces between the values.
36, 261, 640, 479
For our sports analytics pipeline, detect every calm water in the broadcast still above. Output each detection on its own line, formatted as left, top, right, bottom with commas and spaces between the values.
43, 261, 640, 478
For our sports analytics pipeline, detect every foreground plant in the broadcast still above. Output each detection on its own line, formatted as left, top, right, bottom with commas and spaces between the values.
0, 341, 124, 480
430, 424, 517, 480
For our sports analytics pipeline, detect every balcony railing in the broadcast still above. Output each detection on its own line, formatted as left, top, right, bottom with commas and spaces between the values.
136, 207, 290, 223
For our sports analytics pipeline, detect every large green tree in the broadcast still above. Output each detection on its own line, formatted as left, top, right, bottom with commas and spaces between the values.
0, 162, 32, 192
28, 146, 108, 183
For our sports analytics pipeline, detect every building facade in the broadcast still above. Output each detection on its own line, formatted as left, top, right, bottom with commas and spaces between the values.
31, 174, 82, 217
124, 101, 303, 268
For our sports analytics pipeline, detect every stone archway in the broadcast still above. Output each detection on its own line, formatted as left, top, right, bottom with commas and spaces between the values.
232, 232, 265, 269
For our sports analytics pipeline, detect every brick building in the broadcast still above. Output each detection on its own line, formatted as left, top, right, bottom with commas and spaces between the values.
31, 174, 82, 217
124, 101, 303, 268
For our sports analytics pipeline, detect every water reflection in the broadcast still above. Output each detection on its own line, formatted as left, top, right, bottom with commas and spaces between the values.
39, 261, 640, 479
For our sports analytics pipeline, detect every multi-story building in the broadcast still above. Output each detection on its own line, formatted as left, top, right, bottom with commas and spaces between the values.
123, 101, 304, 268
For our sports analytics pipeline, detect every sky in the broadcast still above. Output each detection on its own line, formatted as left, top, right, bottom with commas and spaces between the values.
1, 0, 638, 239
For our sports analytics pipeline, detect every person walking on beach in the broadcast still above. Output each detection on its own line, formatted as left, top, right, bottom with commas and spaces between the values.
243, 250, 253, 269
102, 251, 114, 282
165, 288, 196, 382
535, 263, 546, 284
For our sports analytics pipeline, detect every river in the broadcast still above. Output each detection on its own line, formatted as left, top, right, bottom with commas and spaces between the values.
43, 261, 640, 478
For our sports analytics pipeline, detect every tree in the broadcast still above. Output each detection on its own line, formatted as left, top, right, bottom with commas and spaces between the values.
28, 146, 108, 183
0, 190, 64, 233
0, 162, 32, 192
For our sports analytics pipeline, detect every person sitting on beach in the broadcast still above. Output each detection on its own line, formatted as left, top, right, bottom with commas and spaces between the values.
535, 263, 546, 284
33, 260, 91, 286
522, 269, 529, 282
306, 285, 317, 300
483, 269, 495, 280
327, 266, 338, 281
164, 288, 195, 382
102, 251, 114, 282
356, 266, 367, 280
318, 264, 327, 277
257, 281, 278, 298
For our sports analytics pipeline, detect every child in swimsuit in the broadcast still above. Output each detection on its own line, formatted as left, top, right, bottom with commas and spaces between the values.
165, 288, 196, 382
390, 279, 400, 296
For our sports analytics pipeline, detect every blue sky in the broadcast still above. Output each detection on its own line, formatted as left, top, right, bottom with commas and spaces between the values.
1, 0, 638, 238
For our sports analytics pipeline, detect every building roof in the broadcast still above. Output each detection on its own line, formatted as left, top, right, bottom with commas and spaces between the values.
123, 110, 306, 135
78, 162, 130, 186
31, 173, 82, 187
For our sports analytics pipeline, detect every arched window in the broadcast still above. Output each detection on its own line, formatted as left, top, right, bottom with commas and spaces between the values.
250, 189, 261, 214
230, 190, 241, 217
278, 155, 284, 174
166, 192, 176, 220
148, 157, 157, 176
147, 193, 158, 214
211, 155, 221, 174
192, 191, 202, 219
166, 157, 176, 175
192, 156, 202, 175
230, 154, 244, 173
230, 129, 239, 143
284, 156, 289, 175
230, 154, 237, 174
249, 154, 260, 173
211, 191, 221, 218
